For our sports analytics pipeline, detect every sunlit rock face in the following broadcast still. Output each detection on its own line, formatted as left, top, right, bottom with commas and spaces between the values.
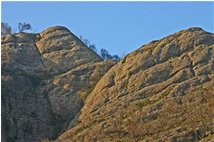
59, 28, 214, 142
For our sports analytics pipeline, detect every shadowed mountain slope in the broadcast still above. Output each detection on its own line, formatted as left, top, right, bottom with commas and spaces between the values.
1, 26, 116, 142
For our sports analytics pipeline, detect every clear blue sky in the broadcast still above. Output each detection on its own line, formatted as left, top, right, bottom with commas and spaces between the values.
2, 2, 214, 56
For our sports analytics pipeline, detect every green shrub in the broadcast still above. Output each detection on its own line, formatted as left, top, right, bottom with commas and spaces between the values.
120, 112, 127, 119
137, 98, 151, 108
74, 124, 91, 135
121, 56, 127, 64
75, 127, 85, 134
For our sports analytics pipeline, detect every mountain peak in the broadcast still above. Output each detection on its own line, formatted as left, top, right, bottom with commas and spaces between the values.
185, 27, 205, 32
40, 26, 72, 36
59, 27, 214, 142
2, 25, 116, 142
2, 27, 214, 142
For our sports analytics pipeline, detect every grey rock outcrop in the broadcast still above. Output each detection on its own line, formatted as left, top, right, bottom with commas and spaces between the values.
1, 26, 115, 142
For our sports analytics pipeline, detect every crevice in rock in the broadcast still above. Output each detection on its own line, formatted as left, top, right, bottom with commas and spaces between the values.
186, 54, 196, 77
34, 38, 47, 68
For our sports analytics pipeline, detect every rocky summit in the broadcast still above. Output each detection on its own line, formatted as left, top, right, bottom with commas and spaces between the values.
1, 26, 115, 142
1, 27, 214, 142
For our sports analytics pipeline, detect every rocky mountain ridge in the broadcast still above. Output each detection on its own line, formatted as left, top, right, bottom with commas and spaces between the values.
1, 26, 115, 142
58, 27, 214, 142
1, 27, 214, 142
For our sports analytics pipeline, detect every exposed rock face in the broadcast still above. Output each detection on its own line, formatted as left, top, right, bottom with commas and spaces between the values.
1, 26, 116, 142
59, 28, 214, 142
36, 26, 102, 75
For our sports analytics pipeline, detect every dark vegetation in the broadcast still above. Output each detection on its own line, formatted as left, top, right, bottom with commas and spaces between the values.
1, 22, 12, 36
1, 22, 32, 35
18, 22, 32, 32
80, 35, 121, 61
